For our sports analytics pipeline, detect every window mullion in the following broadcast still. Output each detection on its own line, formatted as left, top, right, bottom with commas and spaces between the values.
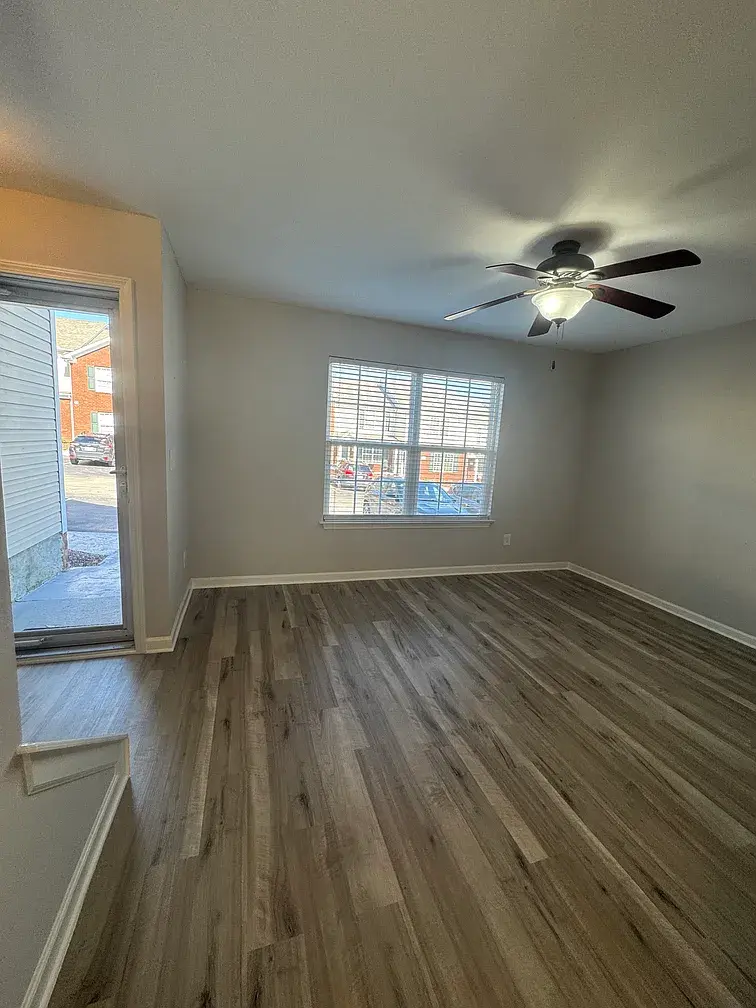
460, 379, 470, 489
482, 384, 503, 511
404, 372, 423, 515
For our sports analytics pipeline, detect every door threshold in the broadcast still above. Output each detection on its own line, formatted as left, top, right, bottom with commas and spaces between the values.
16, 641, 137, 665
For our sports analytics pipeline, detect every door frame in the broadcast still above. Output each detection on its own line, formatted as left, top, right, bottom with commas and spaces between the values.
0, 259, 146, 652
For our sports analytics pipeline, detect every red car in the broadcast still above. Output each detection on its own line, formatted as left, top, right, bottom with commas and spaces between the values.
332, 460, 375, 489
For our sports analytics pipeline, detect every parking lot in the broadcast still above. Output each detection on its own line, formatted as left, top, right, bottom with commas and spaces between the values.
327, 485, 368, 514
63, 458, 117, 508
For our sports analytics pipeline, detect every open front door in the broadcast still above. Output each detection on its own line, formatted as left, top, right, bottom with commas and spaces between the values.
0, 276, 133, 652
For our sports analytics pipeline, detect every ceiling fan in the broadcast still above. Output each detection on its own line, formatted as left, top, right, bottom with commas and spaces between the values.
443, 240, 701, 337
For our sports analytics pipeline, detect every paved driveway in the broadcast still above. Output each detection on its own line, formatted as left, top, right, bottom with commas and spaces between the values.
63, 458, 117, 506
63, 458, 119, 532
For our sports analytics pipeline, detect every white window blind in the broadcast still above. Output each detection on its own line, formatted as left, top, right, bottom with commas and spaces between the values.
324, 357, 504, 521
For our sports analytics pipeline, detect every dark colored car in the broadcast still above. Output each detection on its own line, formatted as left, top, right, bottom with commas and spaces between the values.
445, 482, 487, 514
362, 479, 469, 515
69, 433, 115, 466
332, 460, 376, 489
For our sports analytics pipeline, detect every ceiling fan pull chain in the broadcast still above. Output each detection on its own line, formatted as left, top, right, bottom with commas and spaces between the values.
551, 320, 565, 369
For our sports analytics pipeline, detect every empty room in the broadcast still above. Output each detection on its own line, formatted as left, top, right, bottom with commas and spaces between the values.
0, 0, 754, 1005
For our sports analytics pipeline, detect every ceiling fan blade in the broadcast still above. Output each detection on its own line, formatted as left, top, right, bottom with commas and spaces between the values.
527, 313, 552, 338
444, 289, 532, 321
486, 263, 548, 280
588, 284, 675, 318
595, 249, 700, 281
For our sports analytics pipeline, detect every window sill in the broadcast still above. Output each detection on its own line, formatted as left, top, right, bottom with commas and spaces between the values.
321, 517, 494, 529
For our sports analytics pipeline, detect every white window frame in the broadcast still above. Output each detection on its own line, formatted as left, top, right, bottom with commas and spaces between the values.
96, 411, 114, 434
357, 446, 384, 464
94, 365, 112, 393
323, 357, 504, 526
426, 452, 458, 474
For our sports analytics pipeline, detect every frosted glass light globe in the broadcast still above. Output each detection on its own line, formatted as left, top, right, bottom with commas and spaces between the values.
531, 286, 593, 321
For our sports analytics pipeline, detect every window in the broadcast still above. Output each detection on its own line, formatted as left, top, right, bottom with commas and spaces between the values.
426, 452, 457, 474
94, 366, 112, 393
97, 412, 114, 434
324, 358, 504, 521
90, 411, 114, 435
87, 365, 111, 392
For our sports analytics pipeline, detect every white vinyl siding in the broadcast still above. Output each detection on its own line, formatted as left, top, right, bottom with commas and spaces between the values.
0, 304, 65, 557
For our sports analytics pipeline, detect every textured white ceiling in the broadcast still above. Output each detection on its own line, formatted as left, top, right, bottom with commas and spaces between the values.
1, 0, 755, 350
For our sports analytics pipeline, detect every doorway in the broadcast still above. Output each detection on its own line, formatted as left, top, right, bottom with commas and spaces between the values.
0, 275, 133, 652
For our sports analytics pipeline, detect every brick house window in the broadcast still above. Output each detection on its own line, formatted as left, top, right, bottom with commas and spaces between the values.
426, 452, 458, 473
94, 367, 112, 393
90, 411, 114, 434
87, 365, 111, 392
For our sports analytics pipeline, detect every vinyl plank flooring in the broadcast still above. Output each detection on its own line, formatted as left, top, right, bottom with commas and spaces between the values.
20, 570, 755, 1008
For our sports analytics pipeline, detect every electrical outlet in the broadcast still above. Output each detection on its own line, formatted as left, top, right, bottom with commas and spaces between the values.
502, 534, 511, 546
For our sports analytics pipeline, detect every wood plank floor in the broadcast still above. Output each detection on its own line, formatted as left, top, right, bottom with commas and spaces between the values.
19, 571, 756, 1008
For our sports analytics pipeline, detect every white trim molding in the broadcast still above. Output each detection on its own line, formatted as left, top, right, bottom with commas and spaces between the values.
0, 259, 146, 653
17, 735, 130, 795
144, 579, 193, 653
17, 735, 131, 1008
567, 564, 756, 652
191, 561, 568, 590
321, 518, 494, 529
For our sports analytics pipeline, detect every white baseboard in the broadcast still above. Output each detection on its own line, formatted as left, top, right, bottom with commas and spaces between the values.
567, 564, 756, 652
143, 563, 756, 655
18, 736, 131, 1008
191, 561, 568, 590
144, 579, 193, 653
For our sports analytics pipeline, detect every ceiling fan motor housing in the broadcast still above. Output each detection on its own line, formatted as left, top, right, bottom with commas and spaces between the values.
537, 240, 595, 277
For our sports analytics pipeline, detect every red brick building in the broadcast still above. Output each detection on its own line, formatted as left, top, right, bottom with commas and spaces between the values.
59, 334, 114, 444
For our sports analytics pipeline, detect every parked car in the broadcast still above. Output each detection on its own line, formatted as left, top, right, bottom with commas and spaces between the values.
69, 433, 115, 466
445, 482, 487, 514
332, 460, 376, 489
362, 479, 469, 515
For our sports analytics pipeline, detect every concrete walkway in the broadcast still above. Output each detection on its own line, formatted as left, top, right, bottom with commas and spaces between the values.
12, 517, 122, 632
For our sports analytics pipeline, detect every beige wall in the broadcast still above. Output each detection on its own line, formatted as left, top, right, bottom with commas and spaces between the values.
162, 234, 189, 623
577, 323, 756, 637
187, 290, 594, 578
0, 188, 173, 638
0, 468, 112, 1007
